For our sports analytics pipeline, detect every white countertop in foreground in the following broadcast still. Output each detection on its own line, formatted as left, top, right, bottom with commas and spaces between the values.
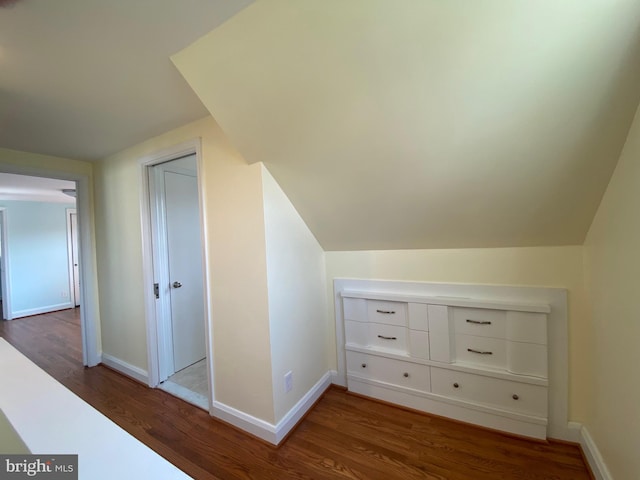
0, 338, 193, 479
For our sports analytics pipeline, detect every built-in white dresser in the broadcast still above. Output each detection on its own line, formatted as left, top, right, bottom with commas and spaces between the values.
342, 291, 550, 439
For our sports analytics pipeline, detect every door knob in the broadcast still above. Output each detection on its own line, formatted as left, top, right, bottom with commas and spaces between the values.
172, 281, 182, 288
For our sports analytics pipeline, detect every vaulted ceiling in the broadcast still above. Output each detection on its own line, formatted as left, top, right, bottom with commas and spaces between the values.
3, 0, 640, 250
173, 0, 640, 249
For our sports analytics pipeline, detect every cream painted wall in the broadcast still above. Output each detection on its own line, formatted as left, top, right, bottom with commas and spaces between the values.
325, 246, 589, 422
261, 166, 328, 423
583, 105, 640, 479
94, 116, 275, 422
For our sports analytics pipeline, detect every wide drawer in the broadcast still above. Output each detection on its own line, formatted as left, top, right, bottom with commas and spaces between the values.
454, 308, 506, 338
431, 367, 547, 417
455, 334, 547, 377
455, 334, 506, 370
367, 300, 407, 326
368, 322, 408, 354
346, 351, 430, 392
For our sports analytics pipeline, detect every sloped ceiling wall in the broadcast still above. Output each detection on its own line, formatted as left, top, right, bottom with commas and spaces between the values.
173, 0, 640, 250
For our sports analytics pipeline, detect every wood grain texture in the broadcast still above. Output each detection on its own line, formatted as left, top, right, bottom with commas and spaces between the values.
0, 308, 593, 479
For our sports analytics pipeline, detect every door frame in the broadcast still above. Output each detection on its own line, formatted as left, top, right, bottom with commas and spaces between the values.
0, 208, 11, 321
138, 139, 214, 406
66, 208, 79, 307
0, 163, 100, 367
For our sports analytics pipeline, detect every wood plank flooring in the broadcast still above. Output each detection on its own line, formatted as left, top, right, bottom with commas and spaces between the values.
0, 309, 592, 479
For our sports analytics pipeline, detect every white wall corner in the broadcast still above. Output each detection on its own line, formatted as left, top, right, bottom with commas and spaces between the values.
211, 371, 333, 446
274, 371, 332, 444
579, 425, 613, 480
561, 421, 583, 443
101, 353, 149, 385
210, 401, 277, 444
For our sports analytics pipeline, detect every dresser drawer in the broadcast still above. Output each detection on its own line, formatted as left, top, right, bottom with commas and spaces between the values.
454, 308, 506, 338
347, 351, 430, 392
455, 334, 506, 370
368, 323, 407, 353
367, 301, 407, 326
431, 367, 547, 417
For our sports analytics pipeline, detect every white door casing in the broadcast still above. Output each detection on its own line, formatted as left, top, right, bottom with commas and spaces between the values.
0, 208, 10, 321
0, 165, 100, 367
138, 140, 213, 404
66, 209, 81, 307
147, 155, 207, 386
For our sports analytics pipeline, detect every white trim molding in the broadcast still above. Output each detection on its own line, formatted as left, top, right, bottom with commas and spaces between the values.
579, 425, 612, 480
137, 138, 214, 400
12, 303, 74, 319
101, 353, 149, 385
211, 371, 332, 445
273, 371, 332, 444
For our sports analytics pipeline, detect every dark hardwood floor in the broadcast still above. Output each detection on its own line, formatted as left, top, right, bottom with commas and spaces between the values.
0, 309, 592, 479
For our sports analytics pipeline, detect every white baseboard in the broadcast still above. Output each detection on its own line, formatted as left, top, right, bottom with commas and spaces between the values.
273, 371, 332, 444
564, 421, 583, 443
579, 425, 612, 480
11, 303, 73, 319
101, 353, 149, 385
211, 400, 277, 444
211, 371, 332, 445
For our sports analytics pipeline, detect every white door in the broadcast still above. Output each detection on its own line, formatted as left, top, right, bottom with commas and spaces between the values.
152, 156, 206, 375
70, 212, 80, 307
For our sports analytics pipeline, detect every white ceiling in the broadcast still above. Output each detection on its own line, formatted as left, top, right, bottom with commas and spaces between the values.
0, 173, 76, 203
0, 0, 254, 161
174, 0, 640, 249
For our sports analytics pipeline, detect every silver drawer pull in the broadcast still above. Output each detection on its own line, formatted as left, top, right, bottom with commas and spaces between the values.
466, 319, 491, 325
377, 335, 397, 340
467, 348, 493, 355
376, 309, 396, 314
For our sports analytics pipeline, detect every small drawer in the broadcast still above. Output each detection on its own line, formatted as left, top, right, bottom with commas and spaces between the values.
506, 311, 547, 345
431, 367, 547, 417
343, 298, 367, 322
346, 351, 430, 392
507, 342, 547, 378
345, 320, 368, 347
455, 334, 506, 370
367, 301, 407, 326
454, 308, 506, 338
409, 330, 430, 360
368, 323, 407, 354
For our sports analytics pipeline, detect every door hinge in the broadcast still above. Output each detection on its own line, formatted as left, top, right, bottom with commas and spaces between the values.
153, 283, 160, 299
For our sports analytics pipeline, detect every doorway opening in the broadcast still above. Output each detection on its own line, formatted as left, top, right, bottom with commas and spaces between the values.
139, 140, 212, 412
0, 167, 100, 367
